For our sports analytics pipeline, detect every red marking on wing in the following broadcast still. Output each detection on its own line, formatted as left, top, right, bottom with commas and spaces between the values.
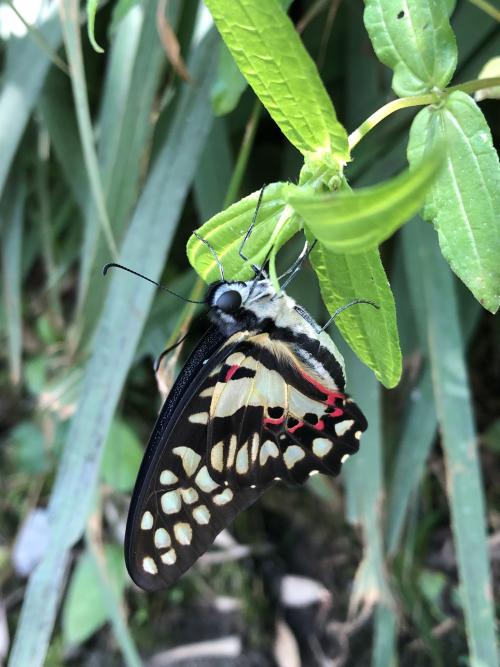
299, 369, 345, 407
225, 364, 240, 382
263, 415, 286, 426
314, 420, 325, 431
288, 421, 304, 434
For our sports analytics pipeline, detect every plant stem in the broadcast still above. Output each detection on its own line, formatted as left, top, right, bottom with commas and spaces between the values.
468, 0, 500, 21
349, 95, 434, 150
349, 76, 500, 150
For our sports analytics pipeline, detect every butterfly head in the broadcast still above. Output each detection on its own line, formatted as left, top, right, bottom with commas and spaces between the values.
205, 279, 278, 333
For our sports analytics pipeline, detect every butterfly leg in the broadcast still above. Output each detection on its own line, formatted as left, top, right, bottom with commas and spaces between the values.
239, 185, 267, 275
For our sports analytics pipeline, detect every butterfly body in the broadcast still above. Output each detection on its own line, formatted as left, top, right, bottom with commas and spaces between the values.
125, 278, 367, 591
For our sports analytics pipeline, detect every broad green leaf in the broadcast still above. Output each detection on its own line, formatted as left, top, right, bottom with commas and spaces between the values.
187, 183, 300, 283
62, 546, 126, 647
210, 0, 294, 116
110, 0, 141, 34
407, 91, 500, 313
309, 243, 401, 388
100, 420, 143, 492
363, 0, 457, 96
286, 151, 443, 254
204, 0, 349, 165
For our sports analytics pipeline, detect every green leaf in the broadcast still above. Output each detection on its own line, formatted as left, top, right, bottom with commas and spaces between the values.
62, 545, 126, 647
286, 151, 443, 254
407, 91, 500, 313
204, 0, 349, 164
309, 243, 401, 388
363, 0, 457, 96
187, 183, 300, 283
100, 420, 143, 493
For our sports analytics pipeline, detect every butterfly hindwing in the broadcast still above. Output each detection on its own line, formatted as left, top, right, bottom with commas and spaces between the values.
206, 332, 366, 488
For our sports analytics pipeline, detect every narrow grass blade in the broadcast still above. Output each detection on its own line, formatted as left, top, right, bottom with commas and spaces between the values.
59, 0, 117, 258
405, 220, 498, 666
7, 30, 218, 667
0, 172, 25, 385
372, 604, 397, 667
385, 366, 436, 554
0, 9, 60, 200
342, 349, 391, 610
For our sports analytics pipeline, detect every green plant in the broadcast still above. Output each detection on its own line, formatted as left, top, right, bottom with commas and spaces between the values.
1, 1, 499, 666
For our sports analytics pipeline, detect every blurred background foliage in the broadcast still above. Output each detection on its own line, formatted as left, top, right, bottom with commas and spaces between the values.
0, 1, 499, 666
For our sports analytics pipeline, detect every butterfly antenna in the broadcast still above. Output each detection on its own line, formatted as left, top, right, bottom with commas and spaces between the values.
193, 232, 225, 281
321, 299, 380, 332
103, 263, 205, 304
153, 332, 190, 372
239, 184, 267, 276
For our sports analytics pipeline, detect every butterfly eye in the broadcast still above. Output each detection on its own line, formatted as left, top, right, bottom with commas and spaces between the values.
216, 289, 242, 313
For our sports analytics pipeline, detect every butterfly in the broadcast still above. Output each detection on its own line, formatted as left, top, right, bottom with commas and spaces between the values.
124, 257, 368, 591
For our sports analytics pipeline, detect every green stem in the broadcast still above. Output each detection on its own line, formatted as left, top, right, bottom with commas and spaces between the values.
349, 76, 500, 150
468, 0, 500, 21
447, 76, 500, 95
349, 94, 434, 150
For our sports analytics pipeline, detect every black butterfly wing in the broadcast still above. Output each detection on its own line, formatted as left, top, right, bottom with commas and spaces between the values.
205, 332, 367, 488
125, 327, 263, 592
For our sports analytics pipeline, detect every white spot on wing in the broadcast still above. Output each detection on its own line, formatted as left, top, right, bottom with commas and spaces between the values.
189, 412, 209, 425
154, 528, 171, 549
195, 466, 219, 492
161, 490, 181, 514
174, 522, 193, 545
259, 440, 279, 465
312, 438, 333, 457
341, 454, 350, 463
159, 469, 178, 486
173, 446, 201, 476
213, 488, 233, 505
355, 431, 361, 440
200, 386, 214, 398
143, 556, 157, 574
284, 445, 305, 468
192, 504, 210, 525
211, 441, 224, 472
227, 434, 237, 467
181, 487, 199, 504
236, 442, 249, 474
161, 549, 177, 565
140, 511, 153, 530
335, 419, 354, 436
251, 432, 259, 462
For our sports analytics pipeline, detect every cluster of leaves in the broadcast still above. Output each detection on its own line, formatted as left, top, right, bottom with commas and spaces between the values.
0, 0, 499, 666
